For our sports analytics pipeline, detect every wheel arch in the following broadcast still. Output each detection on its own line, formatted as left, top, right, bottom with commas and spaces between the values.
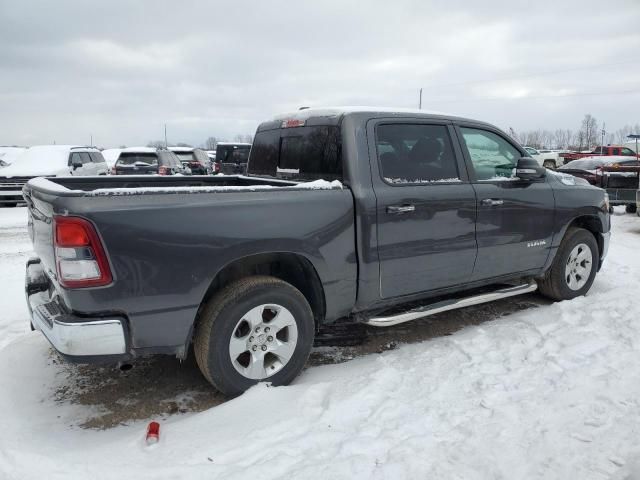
541, 213, 606, 278
186, 252, 326, 351
565, 215, 605, 256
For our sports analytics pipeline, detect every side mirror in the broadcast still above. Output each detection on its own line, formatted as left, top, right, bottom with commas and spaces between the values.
72, 161, 83, 170
516, 157, 546, 181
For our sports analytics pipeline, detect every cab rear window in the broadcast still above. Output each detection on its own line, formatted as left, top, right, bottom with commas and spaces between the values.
248, 126, 342, 181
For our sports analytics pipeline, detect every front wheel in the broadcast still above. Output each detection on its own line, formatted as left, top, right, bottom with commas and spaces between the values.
194, 276, 315, 396
537, 227, 599, 301
625, 204, 637, 214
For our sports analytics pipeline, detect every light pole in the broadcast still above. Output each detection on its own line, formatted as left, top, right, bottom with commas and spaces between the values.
419, 88, 422, 110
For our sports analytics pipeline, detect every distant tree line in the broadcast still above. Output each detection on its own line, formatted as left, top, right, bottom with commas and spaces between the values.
509, 114, 640, 151
145, 134, 254, 150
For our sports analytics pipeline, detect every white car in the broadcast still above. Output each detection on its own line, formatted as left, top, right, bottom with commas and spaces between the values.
523, 147, 566, 169
0, 145, 108, 207
0, 146, 28, 167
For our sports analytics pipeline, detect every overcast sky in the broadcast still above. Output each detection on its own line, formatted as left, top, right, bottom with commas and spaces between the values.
1, 0, 639, 147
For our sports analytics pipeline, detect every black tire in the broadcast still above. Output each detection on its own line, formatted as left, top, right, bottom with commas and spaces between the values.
625, 204, 637, 214
194, 276, 315, 396
537, 227, 599, 301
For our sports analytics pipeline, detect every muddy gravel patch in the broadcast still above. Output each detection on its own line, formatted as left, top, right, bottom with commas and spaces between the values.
53, 293, 546, 429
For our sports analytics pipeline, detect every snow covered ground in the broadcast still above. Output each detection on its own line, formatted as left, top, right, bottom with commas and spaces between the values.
1, 207, 640, 479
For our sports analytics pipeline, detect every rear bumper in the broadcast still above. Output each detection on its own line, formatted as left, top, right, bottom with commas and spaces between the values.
25, 258, 128, 360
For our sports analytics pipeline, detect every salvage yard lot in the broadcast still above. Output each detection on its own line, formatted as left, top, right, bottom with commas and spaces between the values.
1, 207, 639, 479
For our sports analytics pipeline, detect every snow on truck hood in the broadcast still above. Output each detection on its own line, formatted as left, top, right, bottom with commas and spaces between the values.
0, 145, 81, 177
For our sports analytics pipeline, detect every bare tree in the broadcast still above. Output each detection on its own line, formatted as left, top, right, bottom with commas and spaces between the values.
147, 140, 166, 148
579, 114, 598, 150
204, 137, 218, 150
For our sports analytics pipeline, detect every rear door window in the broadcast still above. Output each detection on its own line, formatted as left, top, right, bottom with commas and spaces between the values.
375, 124, 459, 184
248, 126, 342, 181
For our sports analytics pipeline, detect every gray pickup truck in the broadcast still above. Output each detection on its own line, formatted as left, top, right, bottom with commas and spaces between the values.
24, 108, 610, 396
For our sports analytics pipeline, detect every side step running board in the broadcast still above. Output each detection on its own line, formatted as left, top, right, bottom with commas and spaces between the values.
366, 282, 538, 327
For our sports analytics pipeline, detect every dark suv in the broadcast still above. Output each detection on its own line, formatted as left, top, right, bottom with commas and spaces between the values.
112, 148, 188, 176
215, 142, 252, 174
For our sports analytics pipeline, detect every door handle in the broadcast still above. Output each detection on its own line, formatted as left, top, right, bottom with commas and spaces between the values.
387, 204, 416, 214
481, 198, 504, 206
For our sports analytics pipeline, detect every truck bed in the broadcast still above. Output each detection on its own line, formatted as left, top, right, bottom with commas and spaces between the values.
22, 174, 357, 356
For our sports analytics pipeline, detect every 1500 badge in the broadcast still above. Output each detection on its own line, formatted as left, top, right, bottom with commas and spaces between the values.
527, 240, 547, 248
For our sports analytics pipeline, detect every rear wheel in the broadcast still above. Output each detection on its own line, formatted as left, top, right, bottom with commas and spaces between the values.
625, 204, 637, 214
194, 276, 315, 396
538, 227, 598, 301
543, 160, 556, 169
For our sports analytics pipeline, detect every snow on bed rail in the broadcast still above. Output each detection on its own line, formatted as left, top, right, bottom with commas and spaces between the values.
26, 177, 83, 194
27, 177, 343, 196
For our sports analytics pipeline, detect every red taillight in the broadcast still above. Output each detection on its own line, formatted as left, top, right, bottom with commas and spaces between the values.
214, 162, 220, 173
56, 221, 90, 247
110, 166, 117, 175
54, 216, 112, 288
158, 166, 169, 175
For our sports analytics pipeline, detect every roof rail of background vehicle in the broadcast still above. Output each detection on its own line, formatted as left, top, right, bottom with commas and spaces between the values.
215, 142, 252, 146
69, 145, 101, 151
22, 145, 98, 152
258, 106, 490, 131
168, 146, 198, 152
119, 146, 162, 153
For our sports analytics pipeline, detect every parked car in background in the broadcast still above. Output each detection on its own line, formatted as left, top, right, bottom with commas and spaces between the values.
101, 148, 122, 170
206, 150, 220, 173
559, 156, 640, 212
112, 147, 189, 176
0, 146, 28, 167
169, 147, 212, 175
623, 140, 638, 154
24, 107, 610, 396
0, 145, 107, 207
523, 147, 567, 169
216, 142, 252, 174
560, 145, 637, 164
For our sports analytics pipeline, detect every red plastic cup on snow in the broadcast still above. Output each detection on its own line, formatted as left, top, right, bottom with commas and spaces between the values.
146, 421, 160, 445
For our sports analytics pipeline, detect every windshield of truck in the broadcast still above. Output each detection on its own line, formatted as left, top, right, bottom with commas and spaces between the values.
248, 126, 342, 181
117, 153, 158, 166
